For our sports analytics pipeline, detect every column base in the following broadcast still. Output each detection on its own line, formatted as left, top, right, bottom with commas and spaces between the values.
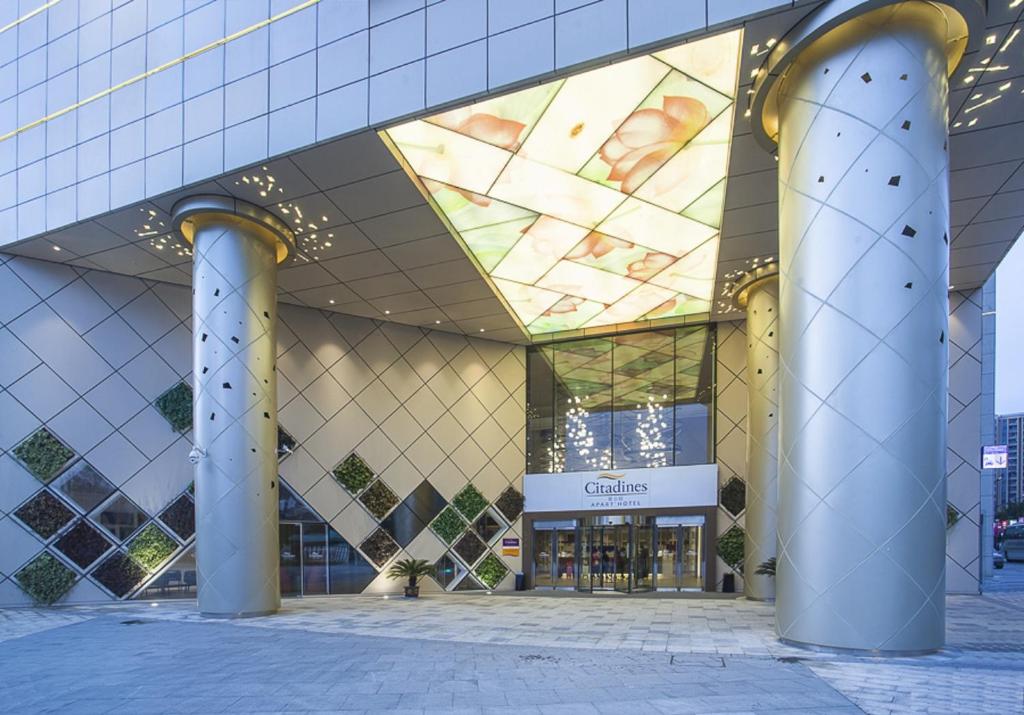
200, 608, 279, 620
777, 636, 940, 658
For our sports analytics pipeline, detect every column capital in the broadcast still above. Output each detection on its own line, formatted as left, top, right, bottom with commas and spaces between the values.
729, 263, 779, 311
172, 195, 296, 264
747, 0, 985, 152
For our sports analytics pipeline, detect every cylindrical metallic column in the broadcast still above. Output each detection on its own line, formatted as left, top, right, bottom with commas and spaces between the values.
749, 0, 980, 653
173, 196, 294, 618
732, 267, 779, 602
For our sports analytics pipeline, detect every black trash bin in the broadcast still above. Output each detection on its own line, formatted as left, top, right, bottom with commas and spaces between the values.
514, 572, 526, 591
722, 573, 735, 593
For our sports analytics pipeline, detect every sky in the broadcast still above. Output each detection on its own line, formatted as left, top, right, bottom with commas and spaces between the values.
996, 235, 1024, 416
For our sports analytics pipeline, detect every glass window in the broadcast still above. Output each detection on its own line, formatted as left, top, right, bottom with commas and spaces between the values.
93, 494, 148, 541
526, 325, 714, 473
327, 527, 376, 594
612, 331, 675, 469
674, 326, 714, 466
553, 338, 613, 472
52, 461, 115, 513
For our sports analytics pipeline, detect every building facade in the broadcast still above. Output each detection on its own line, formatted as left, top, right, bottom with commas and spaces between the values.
996, 414, 1023, 512
0, 0, 1017, 653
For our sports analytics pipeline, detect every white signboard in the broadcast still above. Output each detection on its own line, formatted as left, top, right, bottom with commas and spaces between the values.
982, 445, 1008, 469
524, 464, 718, 514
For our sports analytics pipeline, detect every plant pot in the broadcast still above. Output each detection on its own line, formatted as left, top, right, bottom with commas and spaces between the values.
403, 585, 420, 598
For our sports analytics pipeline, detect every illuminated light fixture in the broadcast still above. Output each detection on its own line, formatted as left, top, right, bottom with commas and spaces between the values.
382, 29, 742, 338
1001, 28, 1020, 52
986, 34, 997, 45
384, 310, 391, 314
52, 245, 60, 251
435, 320, 441, 324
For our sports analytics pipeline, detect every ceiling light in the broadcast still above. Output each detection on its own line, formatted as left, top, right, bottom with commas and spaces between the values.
384, 310, 390, 314
479, 328, 485, 332
52, 245, 60, 251
435, 320, 441, 324
381, 29, 742, 337
329, 299, 335, 304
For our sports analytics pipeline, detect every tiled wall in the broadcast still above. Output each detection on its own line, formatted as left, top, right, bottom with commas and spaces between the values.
714, 295, 985, 595
0, 0, 801, 247
947, 289, 984, 594
0, 253, 525, 605
714, 320, 748, 591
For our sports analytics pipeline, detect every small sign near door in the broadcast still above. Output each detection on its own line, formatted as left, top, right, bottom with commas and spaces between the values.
502, 537, 520, 556
982, 445, 1008, 469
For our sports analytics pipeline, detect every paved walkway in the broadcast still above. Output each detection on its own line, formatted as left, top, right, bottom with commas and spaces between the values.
0, 569, 1021, 714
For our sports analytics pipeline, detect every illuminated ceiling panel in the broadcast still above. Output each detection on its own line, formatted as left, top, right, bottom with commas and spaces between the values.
382, 29, 742, 338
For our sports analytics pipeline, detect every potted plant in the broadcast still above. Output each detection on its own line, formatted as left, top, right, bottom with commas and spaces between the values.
387, 558, 434, 598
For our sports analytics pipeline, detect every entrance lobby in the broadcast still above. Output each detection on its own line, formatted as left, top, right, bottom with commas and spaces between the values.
530, 513, 710, 593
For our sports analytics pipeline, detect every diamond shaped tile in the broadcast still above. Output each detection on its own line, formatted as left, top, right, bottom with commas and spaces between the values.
159, 493, 196, 540
50, 461, 116, 513
92, 493, 148, 542
359, 527, 399, 568
90, 550, 147, 598
380, 503, 426, 548
13, 427, 76, 484
452, 531, 487, 566
277, 425, 298, 460
14, 490, 75, 539
54, 520, 113, 570
720, 477, 746, 517
331, 452, 375, 495
359, 479, 400, 520
153, 381, 193, 432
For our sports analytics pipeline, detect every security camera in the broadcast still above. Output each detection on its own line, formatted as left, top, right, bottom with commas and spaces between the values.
188, 445, 206, 465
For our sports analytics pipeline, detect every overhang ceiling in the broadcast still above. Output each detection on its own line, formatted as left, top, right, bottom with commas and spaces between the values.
5, 3, 1023, 344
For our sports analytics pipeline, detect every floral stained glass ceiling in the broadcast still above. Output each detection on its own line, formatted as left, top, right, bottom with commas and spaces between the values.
382, 30, 742, 337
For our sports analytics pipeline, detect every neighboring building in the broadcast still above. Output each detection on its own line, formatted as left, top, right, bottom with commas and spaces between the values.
0, 0, 1015, 655
996, 414, 1024, 512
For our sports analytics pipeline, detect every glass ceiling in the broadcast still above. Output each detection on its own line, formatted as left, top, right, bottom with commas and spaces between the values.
382, 30, 742, 338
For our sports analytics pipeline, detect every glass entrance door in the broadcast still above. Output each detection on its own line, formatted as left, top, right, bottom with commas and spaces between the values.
533, 527, 553, 589
554, 528, 577, 588
581, 518, 632, 591
655, 517, 704, 591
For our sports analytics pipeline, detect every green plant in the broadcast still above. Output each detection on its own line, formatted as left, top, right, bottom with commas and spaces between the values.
154, 382, 193, 432
453, 531, 487, 566
54, 521, 112, 569
996, 502, 1024, 521
720, 478, 746, 517
452, 484, 488, 520
92, 551, 147, 598
127, 524, 178, 572
755, 557, 776, 577
14, 491, 75, 539
360, 528, 399, 568
475, 553, 509, 589
387, 558, 434, 588
431, 506, 467, 544
16, 552, 77, 605
13, 429, 75, 483
947, 504, 961, 529
332, 453, 374, 494
494, 486, 524, 522
717, 525, 745, 573
359, 480, 399, 520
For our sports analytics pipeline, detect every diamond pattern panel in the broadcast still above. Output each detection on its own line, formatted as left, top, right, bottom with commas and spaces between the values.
0, 254, 531, 602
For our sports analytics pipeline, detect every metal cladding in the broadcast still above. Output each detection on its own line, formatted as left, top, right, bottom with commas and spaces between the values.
736, 273, 779, 602
176, 196, 292, 618
773, 1, 954, 653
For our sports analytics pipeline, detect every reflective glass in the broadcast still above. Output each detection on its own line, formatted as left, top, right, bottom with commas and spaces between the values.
553, 338, 613, 472
135, 546, 197, 600
527, 325, 714, 473
93, 494, 147, 541
327, 527, 376, 594
612, 331, 675, 469
302, 523, 328, 596
52, 461, 115, 513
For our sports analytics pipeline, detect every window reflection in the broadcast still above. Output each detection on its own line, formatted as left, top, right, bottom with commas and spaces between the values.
526, 325, 714, 473
136, 546, 197, 599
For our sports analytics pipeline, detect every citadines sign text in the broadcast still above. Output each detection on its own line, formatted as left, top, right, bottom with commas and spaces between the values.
524, 464, 718, 513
